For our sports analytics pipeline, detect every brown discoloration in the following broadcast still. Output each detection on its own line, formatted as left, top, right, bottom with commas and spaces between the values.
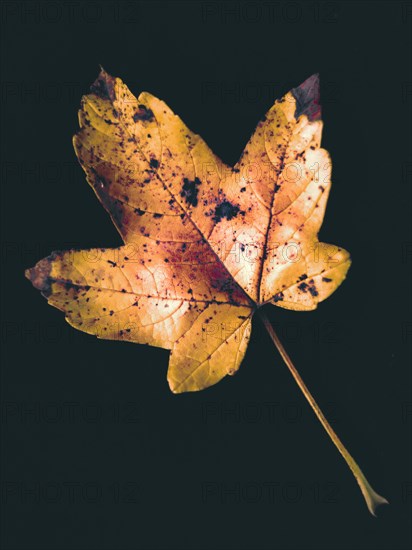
273, 292, 284, 303
308, 285, 318, 297
25, 252, 65, 297
213, 200, 240, 223
133, 105, 154, 122
291, 73, 321, 121
298, 279, 319, 297
180, 177, 201, 207
90, 70, 116, 102
25, 258, 52, 295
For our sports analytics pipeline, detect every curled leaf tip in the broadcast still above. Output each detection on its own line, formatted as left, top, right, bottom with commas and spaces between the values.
25, 258, 52, 295
292, 73, 321, 121
90, 69, 116, 101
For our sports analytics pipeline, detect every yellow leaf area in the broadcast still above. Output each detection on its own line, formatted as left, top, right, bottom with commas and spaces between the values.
26, 70, 350, 393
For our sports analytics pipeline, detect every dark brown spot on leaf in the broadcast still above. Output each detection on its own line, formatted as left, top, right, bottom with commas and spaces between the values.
213, 200, 240, 223
180, 177, 201, 207
133, 104, 154, 122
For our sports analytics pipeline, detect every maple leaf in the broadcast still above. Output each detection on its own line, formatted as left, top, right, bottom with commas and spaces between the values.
25, 70, 387, 515
26, 70, 350, 392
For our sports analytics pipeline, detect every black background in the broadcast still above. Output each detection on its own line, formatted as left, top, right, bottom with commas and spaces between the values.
1, 1, 411, 549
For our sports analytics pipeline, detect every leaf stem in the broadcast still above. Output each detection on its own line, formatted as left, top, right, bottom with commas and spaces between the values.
258, 308, 388, 516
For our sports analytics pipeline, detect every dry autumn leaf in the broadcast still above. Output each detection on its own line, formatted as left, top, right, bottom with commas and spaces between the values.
26, 69, 387, 516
